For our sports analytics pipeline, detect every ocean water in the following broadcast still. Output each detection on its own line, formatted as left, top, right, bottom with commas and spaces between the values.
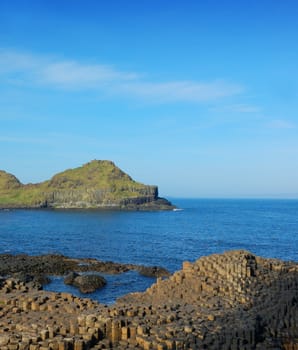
0, 199, 297, 303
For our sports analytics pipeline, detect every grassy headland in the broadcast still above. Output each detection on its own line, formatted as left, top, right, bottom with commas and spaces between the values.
0, 160, 174, 210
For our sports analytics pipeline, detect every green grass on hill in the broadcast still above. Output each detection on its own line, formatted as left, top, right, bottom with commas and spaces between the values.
0, 160, 157, 208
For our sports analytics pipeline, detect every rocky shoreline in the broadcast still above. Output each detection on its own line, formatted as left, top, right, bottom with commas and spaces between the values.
0, 254, 170, 294
0, 250, 297, 349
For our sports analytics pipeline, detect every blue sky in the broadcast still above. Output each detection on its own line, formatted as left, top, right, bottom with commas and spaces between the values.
0, 0, 297, 198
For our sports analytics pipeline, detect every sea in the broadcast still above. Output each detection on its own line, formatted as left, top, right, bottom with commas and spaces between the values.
0, 198, 297, 304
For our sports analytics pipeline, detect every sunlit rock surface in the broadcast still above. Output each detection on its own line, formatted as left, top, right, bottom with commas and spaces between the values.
0, 250, 297, 349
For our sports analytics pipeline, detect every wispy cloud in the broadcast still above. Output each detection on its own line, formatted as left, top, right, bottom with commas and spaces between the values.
0, 49, 244, 103
117, 81, 243, 103
41, 61, 139, 88
267, 119, 296, 129
0, 50, 137, 88
0, 50, 41, 72
210, 103, 261, 113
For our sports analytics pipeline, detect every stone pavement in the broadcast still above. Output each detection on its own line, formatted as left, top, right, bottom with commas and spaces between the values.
0, 250, 297, 349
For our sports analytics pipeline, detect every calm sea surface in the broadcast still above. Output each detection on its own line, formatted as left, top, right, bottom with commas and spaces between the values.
0, 199, 297, 303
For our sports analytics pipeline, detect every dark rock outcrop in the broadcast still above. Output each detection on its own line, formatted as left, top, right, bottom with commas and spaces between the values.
12, 272, 50, 289
71, 274, 107, 294
0, 253, 170, 287
64, 271, 107, 293
136, 265, 171, 278
64, 271, 80, 285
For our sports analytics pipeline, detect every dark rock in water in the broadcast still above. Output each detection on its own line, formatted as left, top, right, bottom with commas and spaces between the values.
0, 253, 171, 295
0, 253, 169, 278
71, 274, 107, 294
64, 271, 79, 285
64, 271, 107, 293
137, 265, 170, 278
0, 254, 77, 276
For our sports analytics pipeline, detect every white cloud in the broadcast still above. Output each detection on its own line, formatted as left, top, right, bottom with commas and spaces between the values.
41, 61, 139, 88
0, 49, 244, 103
267, 119, 296, 129
0, 50, 41, 72
0, 49, 137, 88
117, 80, 243, 103
210, 104, 261, 113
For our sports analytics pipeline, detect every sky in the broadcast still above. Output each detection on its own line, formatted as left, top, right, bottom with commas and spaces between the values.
0, 0, 298, 198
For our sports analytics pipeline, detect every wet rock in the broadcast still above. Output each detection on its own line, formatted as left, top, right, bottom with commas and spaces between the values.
72, 274, 107, 293
64, 271, 80, 285
137, 266, 170, 278
0, 253, 167, 278
12, 272, 50, 287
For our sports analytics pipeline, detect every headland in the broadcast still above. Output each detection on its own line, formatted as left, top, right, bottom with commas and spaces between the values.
0, 160, 174, 210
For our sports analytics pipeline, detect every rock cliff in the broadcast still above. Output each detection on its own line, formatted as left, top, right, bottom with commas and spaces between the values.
0, 160, 174, 210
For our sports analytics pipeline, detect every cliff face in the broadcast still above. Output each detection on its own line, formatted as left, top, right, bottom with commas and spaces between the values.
0, 160, 174, 210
